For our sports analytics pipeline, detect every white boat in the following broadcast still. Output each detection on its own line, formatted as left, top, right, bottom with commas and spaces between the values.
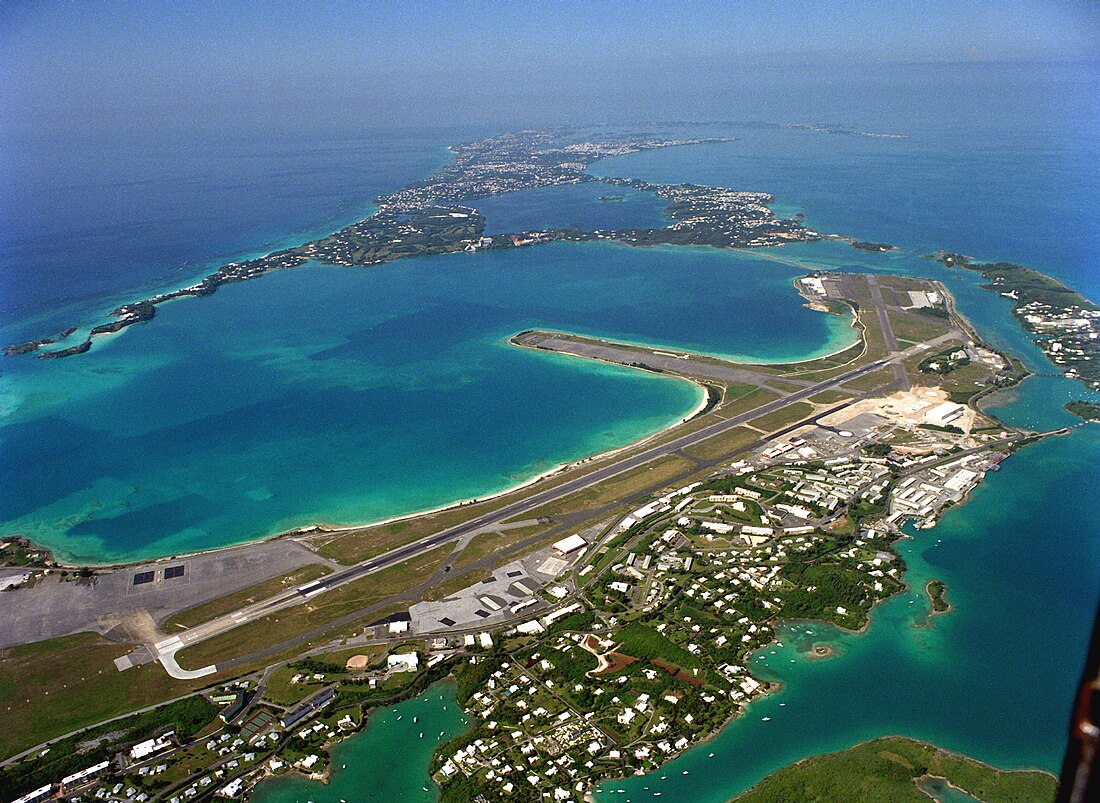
762, 716, 771, 721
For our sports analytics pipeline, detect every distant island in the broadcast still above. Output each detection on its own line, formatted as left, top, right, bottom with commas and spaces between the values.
851, 240, 896, 253
5, 127, 817, 360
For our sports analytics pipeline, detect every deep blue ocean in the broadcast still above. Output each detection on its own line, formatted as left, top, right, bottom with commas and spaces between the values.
1, 60, 1098, 798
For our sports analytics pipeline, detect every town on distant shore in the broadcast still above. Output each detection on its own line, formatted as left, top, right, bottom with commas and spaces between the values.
2, 126, 820, 360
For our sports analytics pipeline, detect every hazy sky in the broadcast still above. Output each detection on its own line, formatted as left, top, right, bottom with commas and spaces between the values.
1, 1, 1097, 132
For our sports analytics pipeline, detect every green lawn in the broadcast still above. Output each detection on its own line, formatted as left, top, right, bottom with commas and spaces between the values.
0, 633, 207, 761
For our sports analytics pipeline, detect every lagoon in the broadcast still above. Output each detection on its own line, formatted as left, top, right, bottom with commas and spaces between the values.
0, 241, 853, 564
251, 681, 468, 803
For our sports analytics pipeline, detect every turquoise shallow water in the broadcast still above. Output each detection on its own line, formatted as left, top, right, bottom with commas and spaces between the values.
251, 681, 468, 803
0, 242, 855, 564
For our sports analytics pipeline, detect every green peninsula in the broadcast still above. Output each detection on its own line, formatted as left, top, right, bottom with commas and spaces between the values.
734, 736, 1055, 803
932, 251, 1100, 390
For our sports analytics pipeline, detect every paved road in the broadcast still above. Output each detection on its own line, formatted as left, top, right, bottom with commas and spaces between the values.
516, 331, 810, 391
865, 274, 910, 392
156, 330, 952, 677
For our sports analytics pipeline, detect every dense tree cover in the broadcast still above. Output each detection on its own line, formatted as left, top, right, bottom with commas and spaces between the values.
1066, 401, 1100, 421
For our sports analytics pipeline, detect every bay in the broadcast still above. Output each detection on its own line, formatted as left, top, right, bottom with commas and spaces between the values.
0, 242, 853, 564
251, 681, 468, 803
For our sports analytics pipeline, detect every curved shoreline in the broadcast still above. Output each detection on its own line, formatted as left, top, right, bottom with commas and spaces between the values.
10, 357, 708, 569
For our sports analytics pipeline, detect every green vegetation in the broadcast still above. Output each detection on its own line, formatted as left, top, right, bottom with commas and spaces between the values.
292, 205, 486, 267
809, 389, 853, 405
452, 524, 547, 570
0, 537, 52, 568
932, 252, 1100, 388
683, 425, 760, 461
747, 401, 815, 433
926, 580, 951, 614
851, 241, 894, 253
953, 257, 1099, 312
163, 564, 331, 630
1066, 400, 1100, 421
524, 454, 698, 520
0, 688, 216, 800
887, 308, 950, 347
0, 633, 207, 762
779, 562, 874, 624
615, 622, 703, 673
919, 346, 970, 375
734, 736, 1055, 802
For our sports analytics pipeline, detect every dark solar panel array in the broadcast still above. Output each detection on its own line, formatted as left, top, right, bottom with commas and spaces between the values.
164, 565, 185, 579
133, 570, 155, 585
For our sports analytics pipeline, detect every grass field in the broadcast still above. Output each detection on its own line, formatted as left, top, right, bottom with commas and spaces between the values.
838, 366, 896, 393
615, 621, 703, 673
163, 564, 332, 630
422, 568, 494, 601
520, 453, 699, 521
747, 401, 816, 433
452, 524, 547, 570
809, 389, 854, 405
735, 736, 1055, 802
888, 308, 952, 346
0, 633, 205, 759
262, 645, 386, 706
683, 425, 761, 462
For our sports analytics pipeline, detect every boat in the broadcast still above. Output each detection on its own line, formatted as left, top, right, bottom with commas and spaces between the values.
762, 716, 771, 721
413, 716, 418, 723
708, 753, 714, 758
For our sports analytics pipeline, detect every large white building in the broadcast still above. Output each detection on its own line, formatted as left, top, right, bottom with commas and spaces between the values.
923, 401, 965, 426
552, 534, 587, 555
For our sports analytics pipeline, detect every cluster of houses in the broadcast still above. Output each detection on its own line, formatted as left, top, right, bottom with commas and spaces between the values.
1017, 299, 1100, 388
